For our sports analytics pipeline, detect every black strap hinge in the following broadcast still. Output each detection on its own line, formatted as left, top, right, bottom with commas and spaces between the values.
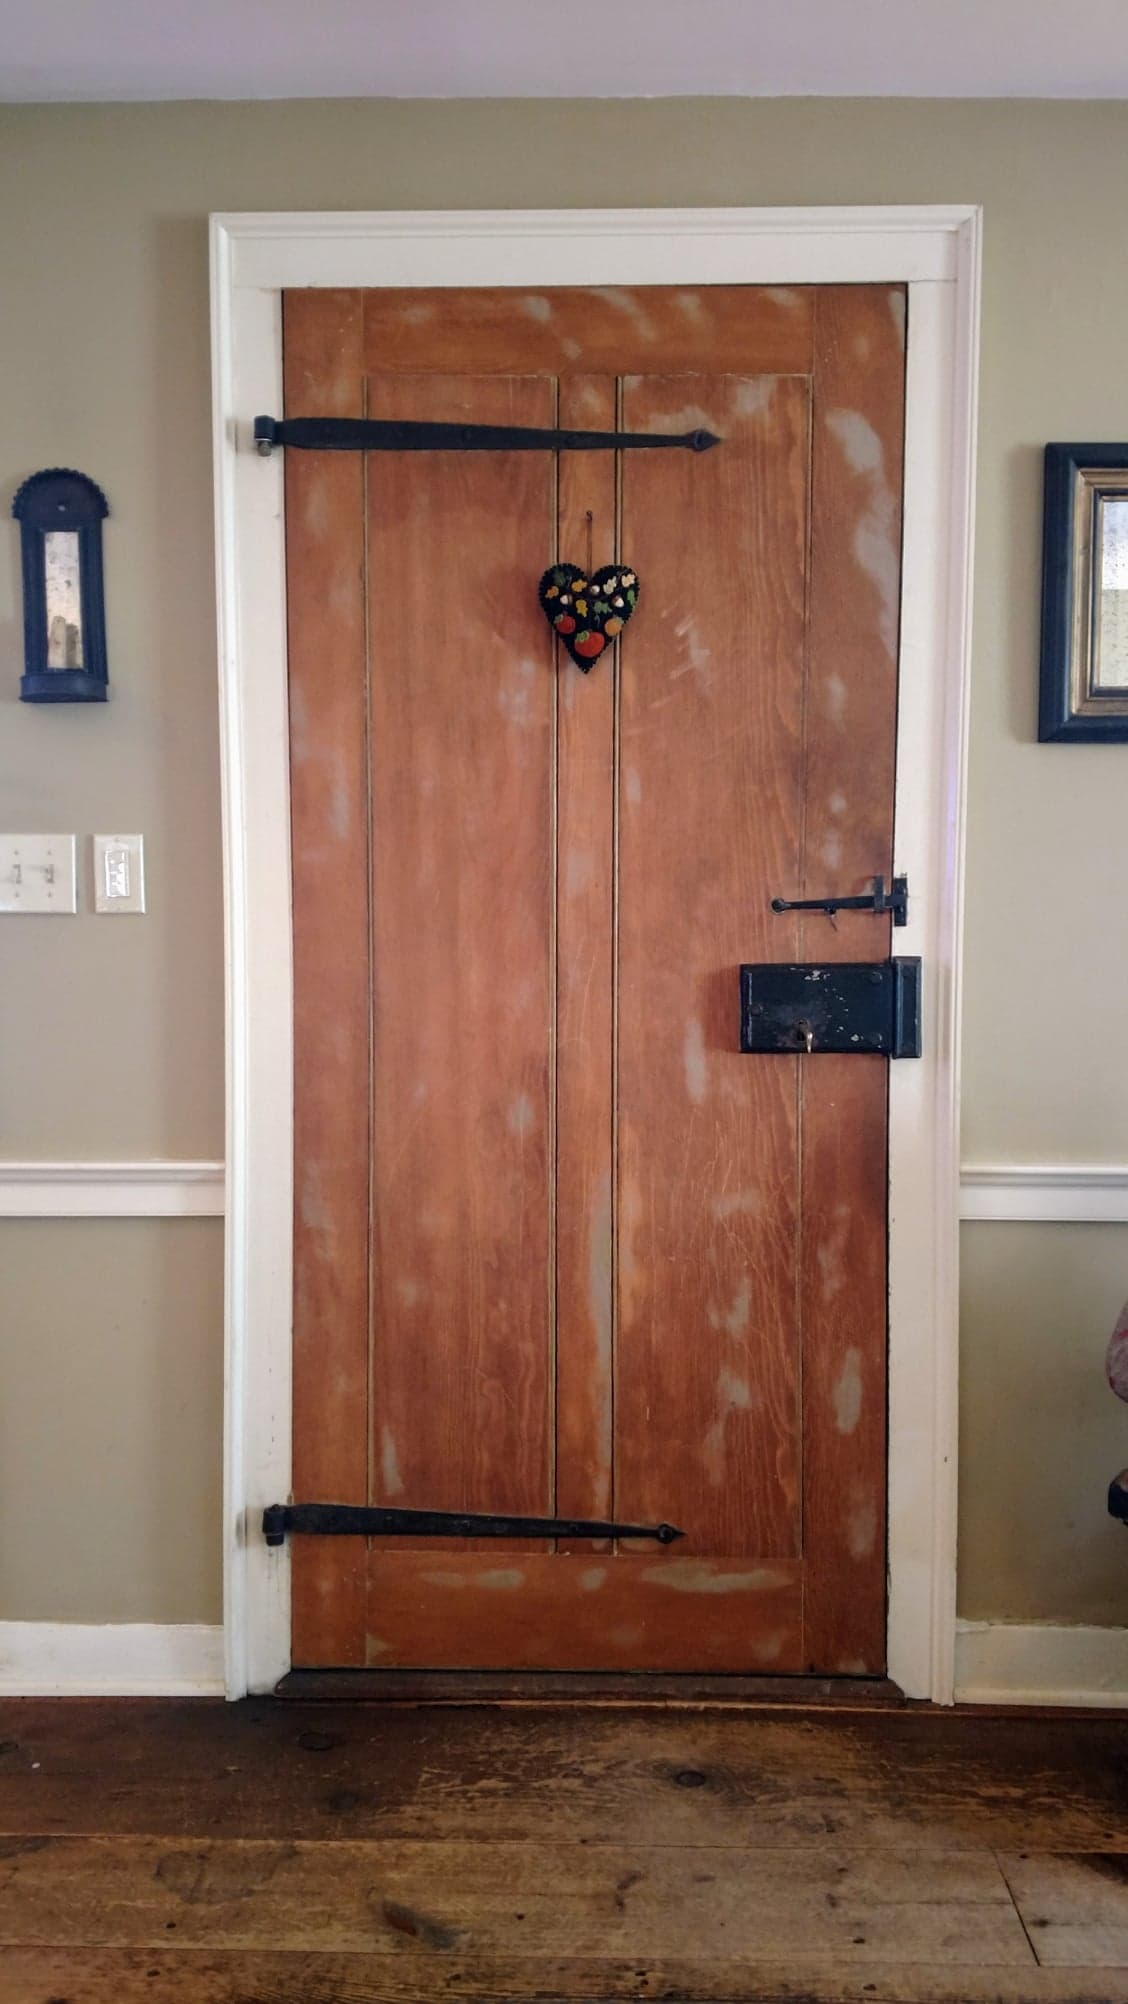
253, 416, 721, 457
263, 1502, 683, 1547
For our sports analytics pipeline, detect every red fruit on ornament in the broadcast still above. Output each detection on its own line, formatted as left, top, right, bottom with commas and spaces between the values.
554, 613, 577, 634
573, 630, 605, 660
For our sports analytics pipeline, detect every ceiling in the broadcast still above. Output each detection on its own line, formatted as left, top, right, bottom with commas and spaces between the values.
4, 0, 1128, 103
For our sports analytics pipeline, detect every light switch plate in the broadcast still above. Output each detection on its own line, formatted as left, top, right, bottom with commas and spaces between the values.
93, 834, 146, 914
0, 834, 77, 914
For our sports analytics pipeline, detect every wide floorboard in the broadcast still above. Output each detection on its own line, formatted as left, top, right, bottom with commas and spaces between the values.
1, 1699, 1127, 2002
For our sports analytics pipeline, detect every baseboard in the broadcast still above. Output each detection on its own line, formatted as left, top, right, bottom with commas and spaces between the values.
0, 1622, 225, 1696
4, 1619, 1123, 1705
955, 1618, 1128, 1707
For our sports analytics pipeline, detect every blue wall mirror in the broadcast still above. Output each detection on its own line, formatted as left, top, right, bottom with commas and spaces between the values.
12, 467, 110, 703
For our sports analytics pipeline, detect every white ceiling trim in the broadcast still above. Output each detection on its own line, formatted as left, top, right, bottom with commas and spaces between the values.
4, 0, 1128, 104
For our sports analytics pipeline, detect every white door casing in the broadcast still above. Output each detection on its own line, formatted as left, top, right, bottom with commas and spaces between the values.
210, 206, 981, 1701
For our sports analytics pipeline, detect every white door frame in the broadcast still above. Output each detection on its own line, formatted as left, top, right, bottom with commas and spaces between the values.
210, 205, 981, 1702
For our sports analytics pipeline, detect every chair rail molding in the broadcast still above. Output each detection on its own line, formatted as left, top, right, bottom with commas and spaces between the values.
3, 1161, 1117, 1226
960, 1165, 1128, 1224
0, 1161, 225, 1218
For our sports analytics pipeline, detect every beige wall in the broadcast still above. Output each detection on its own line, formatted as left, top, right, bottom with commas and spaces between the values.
959, 1223, 1128, 1625
1, 98, 1126, 1633
0, 1219, 223, 1622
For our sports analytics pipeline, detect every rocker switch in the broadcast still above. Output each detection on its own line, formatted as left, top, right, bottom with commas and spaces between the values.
94, 834, 146, 914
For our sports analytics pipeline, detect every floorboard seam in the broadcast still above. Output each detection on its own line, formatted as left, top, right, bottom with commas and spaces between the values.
994, 1848, 1043, 1968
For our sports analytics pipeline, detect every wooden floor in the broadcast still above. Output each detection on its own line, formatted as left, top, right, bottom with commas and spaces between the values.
2, 1697, 1128, 2002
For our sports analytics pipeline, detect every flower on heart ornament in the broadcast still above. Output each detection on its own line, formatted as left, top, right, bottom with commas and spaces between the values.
538, 563, 640, 672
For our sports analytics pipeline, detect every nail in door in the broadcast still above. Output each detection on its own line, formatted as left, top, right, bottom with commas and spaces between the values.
285, 284, 905, 1673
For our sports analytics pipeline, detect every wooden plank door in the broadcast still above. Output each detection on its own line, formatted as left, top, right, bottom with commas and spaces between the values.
284, 283, 905, 1675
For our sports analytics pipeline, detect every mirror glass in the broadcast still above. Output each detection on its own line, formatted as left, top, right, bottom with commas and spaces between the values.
43, 529, 84, 669
1095, 494, 1128, 690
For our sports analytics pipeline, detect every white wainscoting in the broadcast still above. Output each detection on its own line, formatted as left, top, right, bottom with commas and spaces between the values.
0, 1622, 225, 1697
2, 1161, 1124, 1222
0, 1162, 225, 1217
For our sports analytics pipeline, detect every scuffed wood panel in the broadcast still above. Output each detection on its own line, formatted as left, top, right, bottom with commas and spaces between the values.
614, 372, 810, 1561
998, 1853, 1128, 1967
364, 285, 814, 378
554, 376, 617, 1542
10, 1951, 1125, 2004
285, 284, 905, 1676
284, 290, 371, 1667
799, 285, 906, 1673
0, 1835, 1028, 1963
6, 1698, 1128, 1852
365, 372, 557, 1566
365, 1552, 802, 1670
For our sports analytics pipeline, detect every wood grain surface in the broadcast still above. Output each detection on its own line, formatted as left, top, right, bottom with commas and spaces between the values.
2, 1699, 1128, 1995
362, 285, 816, 378
613, 368, 808, 1562
362, 1552, 802, 1670
364, 369, 557, 1560
798, 285, 905, 1673
284, 289, 371, 1666
554, 374, 617, 1544
286, 284, 906, 1673
5, 1949, 1127, 2004
4, 1701, 1128, 2004
0, 1835, 1029, 1959
5, 1701, 1126, 1852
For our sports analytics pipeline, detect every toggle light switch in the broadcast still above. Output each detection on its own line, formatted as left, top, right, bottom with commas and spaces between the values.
0, 834, 77, 914
93, 833, 146, 914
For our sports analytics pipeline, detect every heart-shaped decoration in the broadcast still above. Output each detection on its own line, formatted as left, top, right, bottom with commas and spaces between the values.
538, 563, 641, 673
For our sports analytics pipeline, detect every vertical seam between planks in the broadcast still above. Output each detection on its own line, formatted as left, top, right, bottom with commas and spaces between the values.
362, 355, 375, 1547
993, 1852, 1044, 1968
611, 373, 624, 1537
797, 311, 818, 1658
549, 376, 561, 1525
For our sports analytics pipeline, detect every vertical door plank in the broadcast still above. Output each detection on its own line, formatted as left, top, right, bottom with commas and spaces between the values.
364, 373, 557, 1569
799, 285, 906, 1671
555, 378, 617, 1539
284, 291, 371, 1666
615, 373, 810, 1564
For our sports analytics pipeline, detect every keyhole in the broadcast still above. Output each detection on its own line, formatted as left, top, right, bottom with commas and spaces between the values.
796, 1019, 814, 1054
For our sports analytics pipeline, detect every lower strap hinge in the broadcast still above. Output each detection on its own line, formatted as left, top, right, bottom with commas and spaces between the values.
263, 1502, 684, 1547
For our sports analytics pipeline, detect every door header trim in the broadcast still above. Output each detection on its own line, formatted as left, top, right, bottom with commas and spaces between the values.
210, 204, 981, 1703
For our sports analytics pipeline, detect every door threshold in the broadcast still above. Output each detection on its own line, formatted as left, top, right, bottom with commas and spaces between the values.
276, 1669, 906, 1708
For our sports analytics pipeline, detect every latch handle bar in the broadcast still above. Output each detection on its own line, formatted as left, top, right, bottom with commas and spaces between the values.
770, 874, 908, 927
263, 1502, 684, 1548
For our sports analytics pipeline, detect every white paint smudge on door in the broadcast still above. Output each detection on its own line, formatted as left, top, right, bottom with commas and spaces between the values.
380, 1425, 405, 1498
683, 1018, 707, 1104
826, 408, 901, 659
833, 1348, 863, 1436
